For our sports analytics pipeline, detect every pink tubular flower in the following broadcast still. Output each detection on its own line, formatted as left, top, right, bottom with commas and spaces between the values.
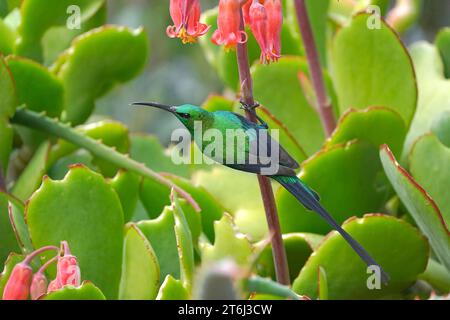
249, 0, 282, 63
30, 272, 48, 300
167, 0, 210, 44
212, 0, 248, 48
47, 279, 60, 293
56, 241, 81, 287
2, 262, 33, 300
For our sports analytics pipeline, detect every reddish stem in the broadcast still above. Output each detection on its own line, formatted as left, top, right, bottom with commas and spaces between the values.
294, 0, 336, 136
23, 246, 59, 265
236, 9, 290, 286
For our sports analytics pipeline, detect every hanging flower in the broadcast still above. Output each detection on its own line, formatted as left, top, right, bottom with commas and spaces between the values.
56, 241, 81, 287
2, 262, 33, 300
212, 0, 248, 48
248, 0, 282, 63
166, 0, 210, 44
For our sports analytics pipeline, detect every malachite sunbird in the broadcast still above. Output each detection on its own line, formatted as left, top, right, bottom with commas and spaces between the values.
133, 101, 390, 284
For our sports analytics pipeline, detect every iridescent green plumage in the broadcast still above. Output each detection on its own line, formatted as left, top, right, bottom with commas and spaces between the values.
133, 102, 390, 283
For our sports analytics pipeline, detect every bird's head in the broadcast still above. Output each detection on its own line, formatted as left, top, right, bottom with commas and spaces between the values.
132, 102, 213, 131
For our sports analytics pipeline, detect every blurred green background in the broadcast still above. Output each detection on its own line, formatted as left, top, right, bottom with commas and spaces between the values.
96, 0, 449, 144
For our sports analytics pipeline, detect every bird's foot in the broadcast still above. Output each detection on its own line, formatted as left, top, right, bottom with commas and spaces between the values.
239, 99, 260, 112
239, 100, 268, 129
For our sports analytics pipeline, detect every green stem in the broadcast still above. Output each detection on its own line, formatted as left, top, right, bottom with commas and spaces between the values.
246, 276, 305, 300
418, 259, 450, 294
11, 108, 200, 212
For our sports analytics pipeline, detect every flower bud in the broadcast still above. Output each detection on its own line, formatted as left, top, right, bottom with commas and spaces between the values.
2, 262, 33, 300
30, 272, 48, 300
47, 279, 61, 293
56, 241, 81, 287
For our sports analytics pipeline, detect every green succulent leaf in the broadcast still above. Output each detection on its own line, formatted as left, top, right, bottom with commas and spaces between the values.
435, 27, 450, 78
202, 95, 234, 113
130, 134, 190, 178
137, 207, 180, 282
381, 144, 450, 271
119, 223, 160, 300
7, 201, 33, 254
109, 170, 140, 222
256, 233, 314, 282
252, 56, 338, 155
156, 275, 190, 300
293, 215, 429, 299
139, 173, 222, 242
16, 0, 105, 61
331, 13, 417, 126
54, 26, 148, 125
193, 165, 266, 240
0, 56, 16, 171
172, 193, 195, 293
0, 194, 19, 265
326, 107, 407, 158
277, 141, 389, 234
405, 42, 450, 153
6, 56, 63, 117
41, 282, 106, 300
12, 141, 52, 201
0, 17, 15, 55
26, 165, 124, 299
410, 134, 450, 226
201, 214, 253, 266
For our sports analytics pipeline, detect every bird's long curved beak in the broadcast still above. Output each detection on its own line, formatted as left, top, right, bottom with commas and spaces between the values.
131, 102, 177, 113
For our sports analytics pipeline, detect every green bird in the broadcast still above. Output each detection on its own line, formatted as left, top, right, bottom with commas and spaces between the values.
133, 101, 389, 284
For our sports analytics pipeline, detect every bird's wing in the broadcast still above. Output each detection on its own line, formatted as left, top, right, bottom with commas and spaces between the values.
229, 112, 300, 170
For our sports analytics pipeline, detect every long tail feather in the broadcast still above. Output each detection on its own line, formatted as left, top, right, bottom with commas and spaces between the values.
273, 175, 390, 284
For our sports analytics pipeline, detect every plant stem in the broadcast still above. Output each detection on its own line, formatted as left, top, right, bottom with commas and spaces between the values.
236, 10, 290, 286
294, 0, 336, 136
11, 108, 201, 213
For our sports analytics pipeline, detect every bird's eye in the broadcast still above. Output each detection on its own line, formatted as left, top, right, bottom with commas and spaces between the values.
178, 113, 190, 119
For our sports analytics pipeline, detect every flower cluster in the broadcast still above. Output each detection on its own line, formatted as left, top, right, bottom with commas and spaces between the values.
2, 241, 81, 300
166, 0, 283, 63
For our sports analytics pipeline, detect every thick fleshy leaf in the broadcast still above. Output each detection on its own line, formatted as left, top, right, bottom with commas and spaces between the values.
201, 214, 252, 266
52, 120, 130, 177
130, 134, 190, 178
54, 26, 148, 125
137, 207, 180, 282
0, 253, 24, 298
410, 134, 450, 226
42, 3, 107, 66
202, 95, 234, 113
139, 173, 222, 242
404, 42, 450, 153
172, 194, 195, 292
192, 165, 267, 241
26, 165, 124, 299
11, 141, 52, 201
41, 282, 106, 300
16, 0, 105, 61
6, 56, 63, 117
277, 141, 389, 234
436, 27, 450, 78
252, 56, 338, 155
293, 215, 429, 299
256, 233, 314, 282
285, 0, 330, 66
0, 56, 16, 171
119, 223, 160, 300
331, 13, 417, 126
0, 194, 19, 265
0, 17, 15, 55
326, 107, 407, 157
156, 275, 189, 300
381, 145, 450, 271
109, 171, 139, 222
8, 201, 33, 254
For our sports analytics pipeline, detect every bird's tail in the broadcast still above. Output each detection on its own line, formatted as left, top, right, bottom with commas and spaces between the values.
273, 175, 390, 284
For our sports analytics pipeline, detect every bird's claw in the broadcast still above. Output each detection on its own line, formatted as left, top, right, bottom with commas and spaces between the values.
239, 99, 260, 112
239, 100, 268, 129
